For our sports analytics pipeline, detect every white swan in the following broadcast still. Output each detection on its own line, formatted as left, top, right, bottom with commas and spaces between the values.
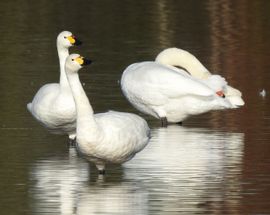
65, 54, 150, 174
27, 31, 81, 140
155, 47, 245, 107
121, 60, 233, 126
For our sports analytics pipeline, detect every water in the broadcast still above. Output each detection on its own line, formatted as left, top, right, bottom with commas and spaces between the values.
1, 0, 270, 214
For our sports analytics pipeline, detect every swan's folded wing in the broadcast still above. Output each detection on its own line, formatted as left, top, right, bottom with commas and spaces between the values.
122, 62, 215, 106
148, 67, 216, 99
125, 82, 170, 106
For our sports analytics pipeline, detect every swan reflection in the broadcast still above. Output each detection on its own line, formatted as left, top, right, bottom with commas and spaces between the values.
125, 126, 244, 175
30, 147, 148, 215
124, 126, 244, 213
30, 127, 244, 214
30, 147, 89, 214
74, 184, 148, 214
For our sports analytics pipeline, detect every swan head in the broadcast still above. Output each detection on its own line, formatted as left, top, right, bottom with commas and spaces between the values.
57, 31, 82, 49
65, 54, 92, 74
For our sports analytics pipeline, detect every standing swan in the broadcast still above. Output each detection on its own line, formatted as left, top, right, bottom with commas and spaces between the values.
155, 48, 245, 107
27, 31, 81, 140
65, 54, 150, 174
121, 60, 233, 126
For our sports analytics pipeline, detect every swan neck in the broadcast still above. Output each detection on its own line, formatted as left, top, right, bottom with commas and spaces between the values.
57, 45, 70, 89
66, 70, 97, 132
155, 48, 211, 79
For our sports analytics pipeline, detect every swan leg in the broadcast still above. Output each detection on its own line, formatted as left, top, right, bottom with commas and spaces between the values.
176, 121, 183, 126
98, 169, 106, 175
161, 117, 168, 127
68, 138, 76, 146
96, 163, 106, 175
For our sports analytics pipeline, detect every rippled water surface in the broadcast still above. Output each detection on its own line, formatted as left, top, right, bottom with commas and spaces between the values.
1, 0, 270, 214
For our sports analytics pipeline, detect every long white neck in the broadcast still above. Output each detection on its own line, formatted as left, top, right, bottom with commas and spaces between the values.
155, 48, 211, 79
65, 70, 98, 134
57, 44, 70, 90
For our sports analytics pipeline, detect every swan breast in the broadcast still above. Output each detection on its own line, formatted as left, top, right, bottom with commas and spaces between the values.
77, 111, 150, 163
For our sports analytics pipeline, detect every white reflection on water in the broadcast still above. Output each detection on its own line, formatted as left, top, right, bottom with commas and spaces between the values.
30, 147, 89, 214
124, 126, 244, 213
74, 184, 148, 214
30, 126, 244, 214
30, 147, 148, 215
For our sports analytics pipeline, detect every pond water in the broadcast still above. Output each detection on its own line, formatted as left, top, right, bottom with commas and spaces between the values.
1, 0, 270, 214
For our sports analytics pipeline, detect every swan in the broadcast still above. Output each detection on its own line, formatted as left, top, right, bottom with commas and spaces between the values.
155, 47, 245, 107
27, 31, 81, 140
65, 54, 150, 174
121, 60, 233, 126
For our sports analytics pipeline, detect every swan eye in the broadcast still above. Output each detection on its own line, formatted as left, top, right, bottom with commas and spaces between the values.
64, 36, 67, 39
72, 59, 74, 61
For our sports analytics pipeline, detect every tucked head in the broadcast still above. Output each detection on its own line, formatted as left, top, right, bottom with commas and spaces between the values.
65, 54, 92, 73
57, 31, 82, 48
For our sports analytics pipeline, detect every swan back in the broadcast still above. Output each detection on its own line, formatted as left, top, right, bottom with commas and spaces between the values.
121, 61, 233, 122
155, 47, 245, 107
122, 62, 216, 98
201, 75, 227, 92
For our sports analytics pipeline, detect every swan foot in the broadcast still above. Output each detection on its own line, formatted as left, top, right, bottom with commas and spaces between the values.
161, 117, 168, 127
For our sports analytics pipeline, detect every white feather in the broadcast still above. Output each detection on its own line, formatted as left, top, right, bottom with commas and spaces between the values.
121, 61, 232, 123
65, 54, 150, 173
155, 47, 245, 108
27, 31, 80, 139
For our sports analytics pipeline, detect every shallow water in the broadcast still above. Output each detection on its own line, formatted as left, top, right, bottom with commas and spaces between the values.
1, 0, 270, 214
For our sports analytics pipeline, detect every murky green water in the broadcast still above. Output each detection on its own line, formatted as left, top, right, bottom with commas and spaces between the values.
1, 0, 270, 214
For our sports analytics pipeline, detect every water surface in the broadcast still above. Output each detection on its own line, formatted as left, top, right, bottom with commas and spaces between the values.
1, 0, 270, 214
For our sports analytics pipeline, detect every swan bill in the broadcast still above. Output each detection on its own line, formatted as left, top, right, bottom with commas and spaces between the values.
82, 58, 92, 65
75, 56, 92, 66
67, 35, 82, 46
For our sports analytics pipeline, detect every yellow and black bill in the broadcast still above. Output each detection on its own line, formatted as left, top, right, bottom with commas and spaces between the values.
67, 35, 82, 46
75, 56, 92, 66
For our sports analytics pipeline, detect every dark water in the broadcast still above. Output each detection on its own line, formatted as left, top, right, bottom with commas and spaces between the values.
1, 0, 270, 214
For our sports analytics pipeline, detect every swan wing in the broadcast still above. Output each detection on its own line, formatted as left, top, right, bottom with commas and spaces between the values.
30, 83, 60, 107
123, 62, 216, 102
155, 71, 215, 98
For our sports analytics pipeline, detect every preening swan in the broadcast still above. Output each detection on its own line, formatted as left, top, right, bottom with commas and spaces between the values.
121, 60, 233, 126
155, 48, 245, 107
27, 31, 81, 140
65, 54, 150, 174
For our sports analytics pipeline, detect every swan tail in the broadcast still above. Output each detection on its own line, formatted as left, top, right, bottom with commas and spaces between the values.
27, 103, 32, 112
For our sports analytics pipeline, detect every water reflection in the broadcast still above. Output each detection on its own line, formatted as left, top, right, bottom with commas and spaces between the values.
124, 126, 244, 213
30, 147, 89, 214
30, 147, 148, 215
30, 126, 244, 214
74, 184, 148, 215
